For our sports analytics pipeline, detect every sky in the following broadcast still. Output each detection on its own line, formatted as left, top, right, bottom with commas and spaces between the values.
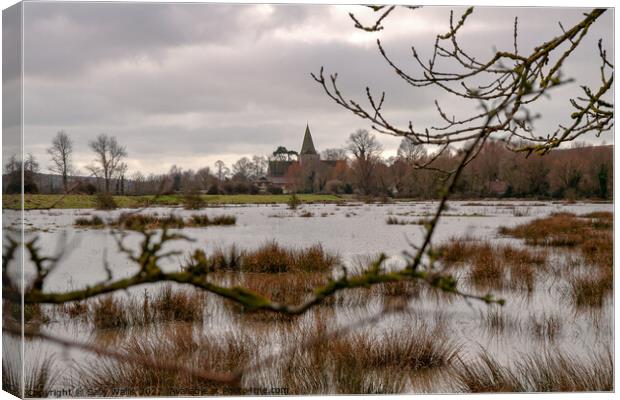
3, 2, 614, 175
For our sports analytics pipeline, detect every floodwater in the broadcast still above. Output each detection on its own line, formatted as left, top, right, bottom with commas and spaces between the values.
4, 200, 614, 394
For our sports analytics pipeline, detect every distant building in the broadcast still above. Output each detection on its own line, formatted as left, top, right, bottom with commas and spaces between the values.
264, 124, 338, 192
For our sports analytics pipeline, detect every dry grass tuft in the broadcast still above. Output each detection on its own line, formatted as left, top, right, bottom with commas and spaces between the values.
91, 296, 130, 330
74, 212, 236, 230
89, 287, 206, 330
567, 272, 612, 309
499, 212, 611, 248
529, 313, 562, 342
452, 348, 612, 392
76, 326, 259, 396
437, 239, 547, 292
3, 343, 61, 398
241, 242, 338, 273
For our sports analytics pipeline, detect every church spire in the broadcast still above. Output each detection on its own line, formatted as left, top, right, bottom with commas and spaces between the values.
300, 124, 317, 155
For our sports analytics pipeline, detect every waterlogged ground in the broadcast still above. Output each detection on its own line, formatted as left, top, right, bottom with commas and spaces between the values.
4, 200, 614, 394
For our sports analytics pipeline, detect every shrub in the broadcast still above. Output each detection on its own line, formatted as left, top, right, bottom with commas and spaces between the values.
95, 192, 117, 210
325, 179, 344, 194
288, 193, 301, 210
267, 185, 283, 194
182, 192, 205, 210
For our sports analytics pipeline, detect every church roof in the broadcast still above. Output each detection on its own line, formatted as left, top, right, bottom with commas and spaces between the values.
300, 124, 318, 155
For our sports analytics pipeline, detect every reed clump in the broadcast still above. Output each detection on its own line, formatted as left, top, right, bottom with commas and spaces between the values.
452, 349, 613, 392
88, 287, 206, 330
567, 272, 612, 309
499, 212, 611, 248
74, 212, 236, 230
437, 239, 547, 292
91, 296, 130, 330
2, 345, 60, 398
76, 327, 258, 396
241, 242, 338, 273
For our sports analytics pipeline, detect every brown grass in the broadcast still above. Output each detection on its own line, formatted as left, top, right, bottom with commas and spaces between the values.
452, 348, 613, 392
567, 271, 612, 309
281, 321, 459, 394
529, 313, 562, 342
76, 326, 258, 396
74, 212, 236, 230
231, 272, 328, 322
437, 239, 547, 292
499, 212, 612, 248
89, 287, 206, 330
482, 308, 521, 336
91, 296, 130, 330
241, 241, 338, 273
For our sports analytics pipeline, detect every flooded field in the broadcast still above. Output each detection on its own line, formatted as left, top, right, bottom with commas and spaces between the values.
4, 200, 614, 395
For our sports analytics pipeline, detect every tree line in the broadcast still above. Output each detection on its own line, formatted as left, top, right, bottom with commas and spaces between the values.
284, 129, 612, 200
3, 129, 612, 200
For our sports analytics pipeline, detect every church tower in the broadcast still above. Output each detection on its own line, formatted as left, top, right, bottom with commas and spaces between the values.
299, 124, 320, 165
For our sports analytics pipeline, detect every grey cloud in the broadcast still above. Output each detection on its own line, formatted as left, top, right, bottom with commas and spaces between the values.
15, 3, 614, 174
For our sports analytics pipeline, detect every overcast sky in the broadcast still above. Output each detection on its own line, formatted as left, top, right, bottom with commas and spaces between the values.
6, 3, 614, 175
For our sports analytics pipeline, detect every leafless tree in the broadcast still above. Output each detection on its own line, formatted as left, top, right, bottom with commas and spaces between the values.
347, 129, 383, 194
314, 7, 613, 163
251, 155, 268, 178
231, 157, 253, 180
47, 130, 74, 191
86, 134, 128, 193
397, 137, 427, 165
321, 147, 349, 161
347, 129, 383, 161
214, 160, 230, 182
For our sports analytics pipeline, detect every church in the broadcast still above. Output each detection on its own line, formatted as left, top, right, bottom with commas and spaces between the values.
260, 124, 337, 192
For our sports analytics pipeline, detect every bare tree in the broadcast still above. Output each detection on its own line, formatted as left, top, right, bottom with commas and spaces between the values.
231, 157, 253, 180
347, 129, 383, 194
47, 130, 74, 191
214, 160, 230, 182
314, 7, 612, 162
251, 155, 268, 178
397, 137, 427, 165
321, 147, 348, 161
347, 129, 383, 161
87, 134, 128, 193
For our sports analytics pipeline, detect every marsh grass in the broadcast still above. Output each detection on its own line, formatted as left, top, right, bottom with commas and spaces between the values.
386, 216, 428, 225
499, 212, 612, 249
566, 272, 612, 309
74, 212, 236, 230
76, 326, 259, 396
74, 215, 104, 227
529, 313, 562, 342
281, 321, 458, 394
241, 242, 338, 273
91, 296, 130, 330
89, 287, 206, 330
452, 348, 613, 392
2, 343, 60, 398
437, 240, 547, 292
230, 272, 328, 322
482, 308, 521, 336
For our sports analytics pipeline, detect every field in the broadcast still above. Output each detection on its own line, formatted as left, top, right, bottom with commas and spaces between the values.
2, 200, 613, 396
2, 193, 346, 210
